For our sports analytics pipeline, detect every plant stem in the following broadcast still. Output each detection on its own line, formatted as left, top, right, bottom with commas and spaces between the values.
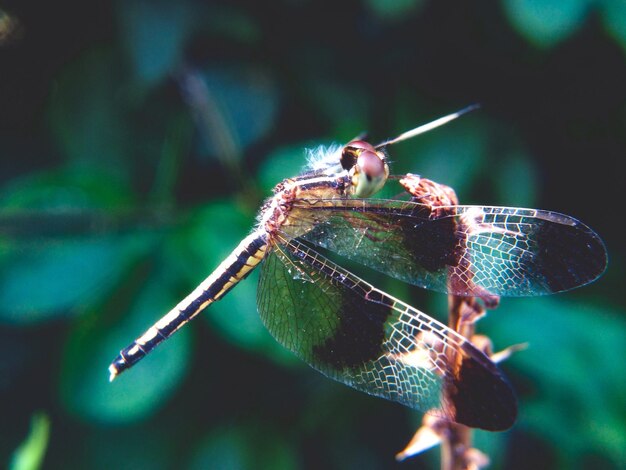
440, 295, 481, 470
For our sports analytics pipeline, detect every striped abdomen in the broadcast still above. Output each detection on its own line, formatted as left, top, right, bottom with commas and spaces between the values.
109, 230, 268, 380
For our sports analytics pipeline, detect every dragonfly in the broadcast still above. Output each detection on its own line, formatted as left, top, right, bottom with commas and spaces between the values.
108, 106, 607, 431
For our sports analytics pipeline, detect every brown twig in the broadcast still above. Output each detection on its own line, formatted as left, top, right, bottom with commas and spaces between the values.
440, 295, 482, 470
395, 174, 493, 469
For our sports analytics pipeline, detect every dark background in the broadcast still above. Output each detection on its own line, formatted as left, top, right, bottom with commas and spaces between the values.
1, 1, 624, 469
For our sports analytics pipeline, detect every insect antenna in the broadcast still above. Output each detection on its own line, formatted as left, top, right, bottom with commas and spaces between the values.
375, 104, 480, 149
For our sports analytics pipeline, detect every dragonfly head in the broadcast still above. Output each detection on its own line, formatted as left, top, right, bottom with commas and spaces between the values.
341, 140, 389, 198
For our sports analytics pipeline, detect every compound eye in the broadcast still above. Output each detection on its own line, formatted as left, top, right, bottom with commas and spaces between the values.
353, 148, 389, 198
340, 140, 376, 170
357, 150, 386, 182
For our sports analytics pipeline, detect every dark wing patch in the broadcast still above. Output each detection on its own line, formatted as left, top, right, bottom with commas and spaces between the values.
257, 237, 517, 430
290, 199, 606, 297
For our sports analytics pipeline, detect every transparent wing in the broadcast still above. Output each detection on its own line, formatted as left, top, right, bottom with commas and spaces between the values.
288, 198, 607, 297
257, 237, 516, 430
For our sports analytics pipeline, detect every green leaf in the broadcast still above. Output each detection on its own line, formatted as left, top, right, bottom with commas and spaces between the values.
10, 412, 50, 470
482, 298, 626, 466
364, 0, 425, 21
0, 168, 149, 323
192, 66, 278, 159
60, 265, 192, 423
303, 80, 369, 138
393, 118, 489, 197
257, 143, 310, 194
169, 201, 253, 286
502, 0, 592, 48
0, 168, 133, 212
472, 429, 510, 470
47, 47, 131, 176
188, 424, 298, 470
600, 0, 626, 53
0, 235, 145, 323
118, 0, 194, 85
202, 5, 260, 43
492, 149, 538, 207
71, 425, 172, 470
206, 269, 261, 347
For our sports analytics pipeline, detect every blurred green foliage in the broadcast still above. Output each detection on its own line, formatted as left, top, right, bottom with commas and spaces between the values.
503, 0, 626, 49
0, 1, 624, 469
10, 413, 50, 470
